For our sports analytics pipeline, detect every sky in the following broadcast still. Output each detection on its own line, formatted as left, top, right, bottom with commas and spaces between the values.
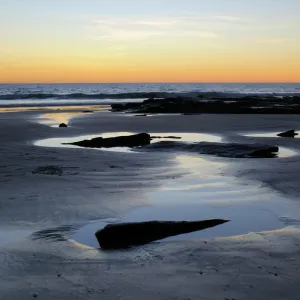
0, 0, 299, 83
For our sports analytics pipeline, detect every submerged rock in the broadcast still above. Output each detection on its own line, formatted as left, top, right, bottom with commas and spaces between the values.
59, 123, 68, 128
96, 219, 229, 249
68, 133, 151, 148
277, 130, 298, 138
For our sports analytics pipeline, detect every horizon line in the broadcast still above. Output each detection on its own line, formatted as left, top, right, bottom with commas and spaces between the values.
1, 81, 300, 85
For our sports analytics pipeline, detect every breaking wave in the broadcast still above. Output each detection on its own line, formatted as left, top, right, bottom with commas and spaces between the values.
1, 91, 300, 101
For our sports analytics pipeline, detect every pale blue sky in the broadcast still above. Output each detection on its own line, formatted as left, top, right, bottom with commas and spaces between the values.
2, 0, 299, 43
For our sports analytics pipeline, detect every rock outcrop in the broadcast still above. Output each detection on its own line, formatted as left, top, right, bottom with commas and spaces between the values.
96, 219, 229, 249
68, 133, 151, 148
110, 96, 300, 114
277, 130, 298, 138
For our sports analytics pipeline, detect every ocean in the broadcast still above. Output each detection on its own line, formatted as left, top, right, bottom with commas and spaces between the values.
0, 83, 299, 107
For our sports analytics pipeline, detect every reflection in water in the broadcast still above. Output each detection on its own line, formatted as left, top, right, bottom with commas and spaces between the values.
36, 106, 108, 127
33, 131, 299, 248
73, 154, 299, 248
40, 112, 84, 127
0, 228, 33, 247
278, 147, 298, 158
245, 131, 299, 138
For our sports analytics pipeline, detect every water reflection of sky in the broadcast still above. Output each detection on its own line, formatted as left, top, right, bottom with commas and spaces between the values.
0, 228, 33, 247
36, 106, 108, 127
244, 131, 299, 138
40, 112, 84, 127
33, 131, 300, 248
73, 154, 300, 248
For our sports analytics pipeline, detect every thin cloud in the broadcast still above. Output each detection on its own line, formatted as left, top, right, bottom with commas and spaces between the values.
212, 15, 248, 22
258, 38, 297, 44
133, 20, 177, 26
87, 15, 219, 41
180, 12, 250, 23
93, 18, 176, 27
89, 30, 164, 41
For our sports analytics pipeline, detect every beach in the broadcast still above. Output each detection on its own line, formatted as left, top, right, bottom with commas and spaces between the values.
1, 105, 300, 299
1, 0, 300, 295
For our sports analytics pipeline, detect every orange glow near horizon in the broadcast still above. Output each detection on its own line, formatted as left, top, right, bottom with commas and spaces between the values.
1, 1, 300, 83
1, 68, 299, 84
1, 46, 299, 83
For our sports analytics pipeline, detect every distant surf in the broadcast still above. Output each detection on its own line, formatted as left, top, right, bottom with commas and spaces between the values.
0, 83, 299, 107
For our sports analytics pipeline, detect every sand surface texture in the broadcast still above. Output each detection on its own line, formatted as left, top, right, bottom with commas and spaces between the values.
1, 109, 300, 299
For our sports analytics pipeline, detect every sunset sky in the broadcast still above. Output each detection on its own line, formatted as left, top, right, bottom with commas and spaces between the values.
0, 0, 299, 83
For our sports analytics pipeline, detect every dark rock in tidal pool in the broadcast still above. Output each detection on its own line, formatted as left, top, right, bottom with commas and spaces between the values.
68, 133, 151, 148
95, 219, 229, 249
248, 147, 279, 158
140, 141, 279, 158
135, 114, 148, 117
59, 123, 68, 128
277, 130, 298, 138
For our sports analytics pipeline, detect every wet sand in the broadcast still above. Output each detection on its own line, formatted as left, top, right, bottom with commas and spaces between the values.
1, 108, 300, 299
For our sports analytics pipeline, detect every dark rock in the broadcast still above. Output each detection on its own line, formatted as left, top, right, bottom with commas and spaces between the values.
248, 147, 279, 158
277, 130, 298, 138
95, 219, 229, 249
151, 136, 182, 139
110, 96, 300, 115
68, 133, 151, 148
135, 114, 147, 117
59, 123, 68, 128
82, 110, 94, 113
182, 113, 202, 115
140, 141, 279, 158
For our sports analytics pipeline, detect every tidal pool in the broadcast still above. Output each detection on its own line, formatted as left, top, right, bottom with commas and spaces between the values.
72, 154, 298, 248
32, 131, 300, 248
35, 131, 297, 158
35, 132, 222, 153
